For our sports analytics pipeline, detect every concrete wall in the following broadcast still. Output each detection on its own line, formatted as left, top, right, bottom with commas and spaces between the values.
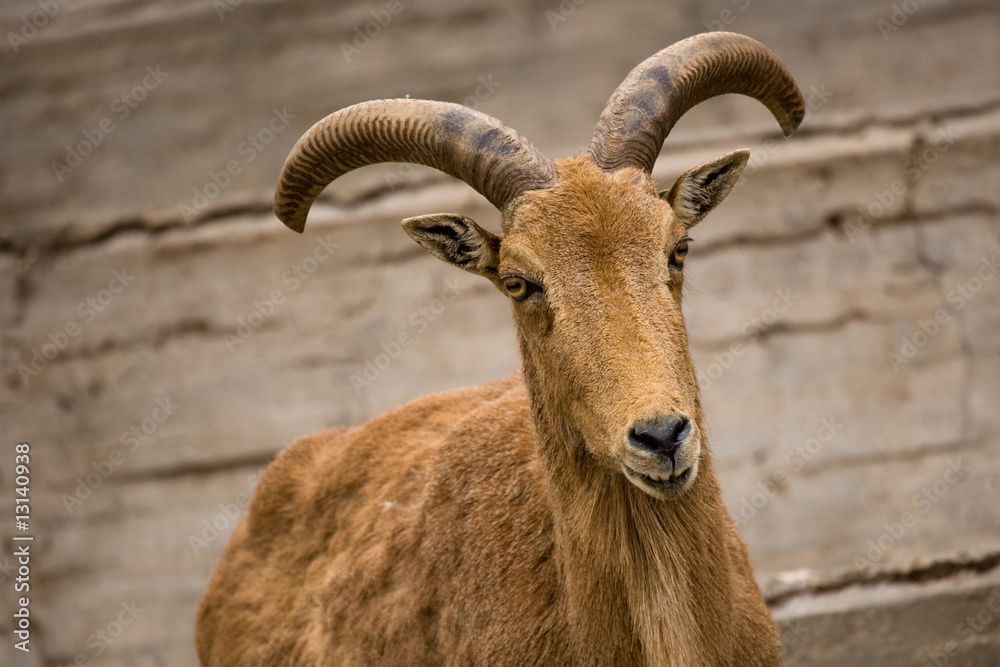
1, 0, 998, 664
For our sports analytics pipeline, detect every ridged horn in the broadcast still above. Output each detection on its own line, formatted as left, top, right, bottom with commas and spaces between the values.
274, 99, 558, 232
587, 32, 805, 173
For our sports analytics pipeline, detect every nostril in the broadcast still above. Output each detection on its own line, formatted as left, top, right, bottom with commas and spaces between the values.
628, 414, 691, 459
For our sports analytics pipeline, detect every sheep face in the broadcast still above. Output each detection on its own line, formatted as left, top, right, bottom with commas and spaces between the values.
505, 157, 702, 500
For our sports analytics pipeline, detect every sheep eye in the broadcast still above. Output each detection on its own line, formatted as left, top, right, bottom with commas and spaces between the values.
502, 276, 536, 301
670, 238, 691, 268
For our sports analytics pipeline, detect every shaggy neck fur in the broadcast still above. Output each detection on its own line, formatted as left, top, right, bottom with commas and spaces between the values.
520, 356, 738, 667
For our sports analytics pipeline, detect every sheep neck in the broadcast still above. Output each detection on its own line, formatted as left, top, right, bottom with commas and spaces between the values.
523, 372, 733, 667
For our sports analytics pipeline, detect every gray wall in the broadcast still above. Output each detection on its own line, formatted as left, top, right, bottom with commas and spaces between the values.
1, 0, 999, 664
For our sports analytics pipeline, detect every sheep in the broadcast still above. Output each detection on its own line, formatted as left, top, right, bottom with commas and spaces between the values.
196, 31, 805, 667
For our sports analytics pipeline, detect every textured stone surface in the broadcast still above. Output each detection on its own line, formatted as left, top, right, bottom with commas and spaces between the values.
1, 0, 999, 665
771, 555, 1000, 666
913, 108, 1000, 217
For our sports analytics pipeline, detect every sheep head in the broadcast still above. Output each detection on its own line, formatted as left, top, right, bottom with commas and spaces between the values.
274, 32, 804, 500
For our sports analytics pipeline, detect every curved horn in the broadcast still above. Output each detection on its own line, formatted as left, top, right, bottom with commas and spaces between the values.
274, 99, 557, 232
587, 32, 805, 173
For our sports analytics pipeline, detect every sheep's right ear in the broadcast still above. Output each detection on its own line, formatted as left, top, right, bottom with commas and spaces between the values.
662, 149, 750, 229
402, 214, 502, 285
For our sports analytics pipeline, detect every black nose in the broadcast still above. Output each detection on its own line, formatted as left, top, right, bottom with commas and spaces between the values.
628, 414, 691, 462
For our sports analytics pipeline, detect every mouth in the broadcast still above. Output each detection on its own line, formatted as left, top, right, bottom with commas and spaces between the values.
622, 464, 694, 499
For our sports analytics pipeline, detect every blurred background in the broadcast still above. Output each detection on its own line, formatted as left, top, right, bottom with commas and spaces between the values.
1, 0, 999, 664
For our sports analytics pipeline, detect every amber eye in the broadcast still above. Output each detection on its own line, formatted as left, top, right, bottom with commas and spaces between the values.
670, 238, 691, 268
503, 276, 529, 300
502, 275, 543, 301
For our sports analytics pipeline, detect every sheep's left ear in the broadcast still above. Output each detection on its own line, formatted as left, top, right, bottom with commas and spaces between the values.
661, 149, 750, 229
402, 213, 502, 285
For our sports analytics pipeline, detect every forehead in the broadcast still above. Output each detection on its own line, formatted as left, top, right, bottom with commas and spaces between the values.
501, 156, 679, 268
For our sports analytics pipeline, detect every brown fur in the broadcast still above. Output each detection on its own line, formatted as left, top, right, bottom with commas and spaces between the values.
196, 157, 781, 665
